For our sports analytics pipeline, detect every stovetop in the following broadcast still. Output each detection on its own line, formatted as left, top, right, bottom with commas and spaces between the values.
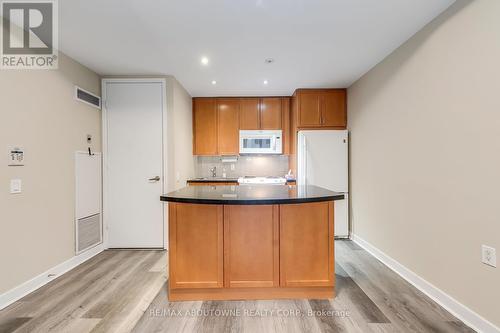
238, 176, 287, 184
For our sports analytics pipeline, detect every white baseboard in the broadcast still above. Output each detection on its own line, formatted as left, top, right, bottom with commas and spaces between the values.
0, 244, 104, 310
352, 234, 499, 333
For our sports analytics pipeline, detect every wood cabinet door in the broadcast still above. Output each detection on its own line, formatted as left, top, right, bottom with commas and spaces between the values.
322, 90, 346, 127
169, 203, 223, 289
281, 97, 290, 155
193, 98, 218, 155
280, 201, 334, 287
217, 99, 240, 155
298, 91, 322, 127
239, 98, 260, 130
224, 205, 279, 288
260, 98, 282, 130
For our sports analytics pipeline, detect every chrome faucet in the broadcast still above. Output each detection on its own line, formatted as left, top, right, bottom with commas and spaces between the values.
210, 166, 217, 178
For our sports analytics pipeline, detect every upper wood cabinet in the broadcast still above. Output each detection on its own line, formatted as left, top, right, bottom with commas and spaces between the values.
260, 98, 282, 130
297, 91, 322, 126
294, 89, 346, 128
193, 97, 291, 156
282, 97, 291, 155
217, 98, 240, 155
239, 98, 283, 130
322, 90, 346, 127
239, 98, 260, 130
193, 98, 218, 155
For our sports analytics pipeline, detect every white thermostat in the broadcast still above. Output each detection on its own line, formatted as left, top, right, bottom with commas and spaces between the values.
8, 147, 24, 166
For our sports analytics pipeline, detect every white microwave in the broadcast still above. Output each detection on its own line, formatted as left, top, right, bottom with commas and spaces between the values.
239, 130, 283, 154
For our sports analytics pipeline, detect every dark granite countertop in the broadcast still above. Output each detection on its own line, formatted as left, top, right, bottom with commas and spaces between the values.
186, 177, 297, 183
160, 185, 344, 205
187, 177, 239, 183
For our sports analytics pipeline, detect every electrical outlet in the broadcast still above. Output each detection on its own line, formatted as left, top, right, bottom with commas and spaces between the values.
482, 245, 496, 268
230, 164, 235, 171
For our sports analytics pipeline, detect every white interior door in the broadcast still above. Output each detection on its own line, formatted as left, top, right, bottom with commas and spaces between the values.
104, 81, 164, 248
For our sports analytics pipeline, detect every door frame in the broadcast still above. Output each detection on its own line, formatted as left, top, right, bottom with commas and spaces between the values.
101, 78, 168, 249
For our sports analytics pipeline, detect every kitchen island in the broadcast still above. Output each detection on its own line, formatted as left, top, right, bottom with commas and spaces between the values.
160, 185, 344, 301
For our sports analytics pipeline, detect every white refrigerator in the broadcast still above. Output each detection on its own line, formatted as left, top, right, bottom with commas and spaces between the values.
297, 130, 349, 238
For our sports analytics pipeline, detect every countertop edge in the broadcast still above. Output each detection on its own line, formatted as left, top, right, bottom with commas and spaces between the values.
187, 179, 239, 183
160, 194, 344, 205
186, 179, 297, 183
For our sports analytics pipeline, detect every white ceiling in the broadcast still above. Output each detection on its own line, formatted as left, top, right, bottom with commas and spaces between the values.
59, 0, 455, 97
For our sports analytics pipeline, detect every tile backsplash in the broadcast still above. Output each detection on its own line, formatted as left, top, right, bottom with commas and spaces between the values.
195, 155, 290, 179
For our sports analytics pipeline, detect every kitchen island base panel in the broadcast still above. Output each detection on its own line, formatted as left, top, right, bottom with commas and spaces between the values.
280, 201, 335, 288
224, 205, 280, 288
166, 187, 340, 302
168, 203, 224, 289
168, 286, 334, 301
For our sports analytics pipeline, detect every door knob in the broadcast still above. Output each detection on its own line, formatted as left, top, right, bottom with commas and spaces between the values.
148, 176, 160, 182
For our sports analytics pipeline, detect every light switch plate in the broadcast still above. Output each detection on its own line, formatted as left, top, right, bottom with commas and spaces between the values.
10, 179, 22, 194
482, 245, 496, 268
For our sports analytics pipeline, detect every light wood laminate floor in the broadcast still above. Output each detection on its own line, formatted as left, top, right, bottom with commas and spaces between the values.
0, 241, 474, 333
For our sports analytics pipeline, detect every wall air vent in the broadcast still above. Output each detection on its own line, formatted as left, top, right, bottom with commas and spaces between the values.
77, 213, 102, 253
75, 86, 101, 109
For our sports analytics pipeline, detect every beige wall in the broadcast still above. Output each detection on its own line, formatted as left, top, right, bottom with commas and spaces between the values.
0, 53, 101, 294
348, 0, 500, 327
166, 77, 195, 191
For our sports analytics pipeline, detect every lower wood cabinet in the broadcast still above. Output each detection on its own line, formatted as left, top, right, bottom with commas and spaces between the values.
279, 201, 334, 287
223, 205, 279, 288
168, 203, 223, 289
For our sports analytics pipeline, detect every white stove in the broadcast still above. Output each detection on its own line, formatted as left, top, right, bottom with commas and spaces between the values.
237, 176, 287, 185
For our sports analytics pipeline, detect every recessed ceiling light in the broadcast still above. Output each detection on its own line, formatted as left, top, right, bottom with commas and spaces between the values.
201, 57, 209, 65
263, 80, 268, 85
211, 80, 217, 85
